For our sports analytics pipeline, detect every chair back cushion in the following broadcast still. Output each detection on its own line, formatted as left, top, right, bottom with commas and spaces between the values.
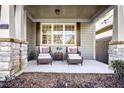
40, 46, 49, 53
68, 46, 77, 54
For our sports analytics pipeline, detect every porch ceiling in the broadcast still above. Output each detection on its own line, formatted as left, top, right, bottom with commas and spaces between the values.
25, 5, 110, 19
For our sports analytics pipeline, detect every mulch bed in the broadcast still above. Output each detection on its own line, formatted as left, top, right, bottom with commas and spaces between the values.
1, 72, 124, 88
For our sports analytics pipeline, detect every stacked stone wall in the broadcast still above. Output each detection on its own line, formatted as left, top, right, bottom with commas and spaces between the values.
0, 42, 28, 80
21, 44, 28, 69
0, 42, 12, 80
109, 44, 124, 64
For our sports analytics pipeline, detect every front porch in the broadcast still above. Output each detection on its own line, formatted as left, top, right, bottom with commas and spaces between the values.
18, 60, 114, 74
0, 5, 124, 81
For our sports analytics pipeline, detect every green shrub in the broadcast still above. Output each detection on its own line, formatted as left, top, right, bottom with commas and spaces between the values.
111, 60, 124, 80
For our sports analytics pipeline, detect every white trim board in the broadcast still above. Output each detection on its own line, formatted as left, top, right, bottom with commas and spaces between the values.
33, 19, 91, 23
26, 11, 91, 23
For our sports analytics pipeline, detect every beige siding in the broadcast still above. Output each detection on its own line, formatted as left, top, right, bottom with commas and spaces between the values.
79, 23, 95, 59
27, 17, 36, 60
27, 22, 95, 60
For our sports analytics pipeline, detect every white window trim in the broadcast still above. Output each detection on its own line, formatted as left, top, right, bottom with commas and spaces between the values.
40, 23, 77, 46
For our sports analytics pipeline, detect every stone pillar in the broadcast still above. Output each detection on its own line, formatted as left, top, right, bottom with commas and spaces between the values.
0, 5, 28, 80
15, 5, 28, 69
21, 10, 28, 69
0, 5, 16, 80
109, 5, 124, 65
21, 43, 28, 69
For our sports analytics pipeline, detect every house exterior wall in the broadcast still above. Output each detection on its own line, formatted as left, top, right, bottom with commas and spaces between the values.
27, 21, 95, 60
27, 17, 36, 60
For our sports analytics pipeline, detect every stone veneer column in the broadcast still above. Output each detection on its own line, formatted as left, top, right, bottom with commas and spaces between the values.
0, 5, 28, 80
20, 43, 28, 69
0, 42, 12, 80
0, 41, 23, 79
15, 5, 28, 70
22, 9, 28, 69
109, 5, 124, 65
0, 5, 16, 80
11, 42, 21, 75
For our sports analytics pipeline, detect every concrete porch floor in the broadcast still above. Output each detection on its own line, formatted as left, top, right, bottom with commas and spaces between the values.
18, 60, 114, 74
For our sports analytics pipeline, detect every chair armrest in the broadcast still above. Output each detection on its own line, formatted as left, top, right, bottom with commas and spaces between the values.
77, 51, 81, 56
66, 51, 69, 59
50, 51, 53, 57
36, 46, 39, 57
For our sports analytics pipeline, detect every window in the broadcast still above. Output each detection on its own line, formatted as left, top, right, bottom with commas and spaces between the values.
42, 24, 52, 44
41, 23, 76, 45
53, 24, 63, 44
65, 25, 75, 44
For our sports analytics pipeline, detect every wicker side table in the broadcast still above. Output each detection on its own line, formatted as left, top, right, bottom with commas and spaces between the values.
54, 52, 63, 60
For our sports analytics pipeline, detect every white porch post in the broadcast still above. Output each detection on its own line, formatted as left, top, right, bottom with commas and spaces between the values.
109, 5, 124, 64
0, 5, 15, 38
15, 5, 27, 41
24, 10, 27, 41
15, 5, 25, 40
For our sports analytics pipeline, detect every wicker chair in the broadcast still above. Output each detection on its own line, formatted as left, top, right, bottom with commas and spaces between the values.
37, 46, 53, 65
66, 46, 83, 65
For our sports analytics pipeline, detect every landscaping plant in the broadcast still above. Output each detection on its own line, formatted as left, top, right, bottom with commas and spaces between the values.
111, 60, 124, 80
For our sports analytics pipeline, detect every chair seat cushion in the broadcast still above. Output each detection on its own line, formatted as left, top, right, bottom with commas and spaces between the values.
38, 53, 51, 59
68, 54, 82, 59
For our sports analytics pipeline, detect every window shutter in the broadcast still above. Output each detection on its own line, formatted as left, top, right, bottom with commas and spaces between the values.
36, 22, 40, 46
76, 22, 80, 46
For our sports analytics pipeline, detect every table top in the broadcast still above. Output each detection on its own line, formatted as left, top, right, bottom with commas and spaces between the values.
54, 52, 63, 54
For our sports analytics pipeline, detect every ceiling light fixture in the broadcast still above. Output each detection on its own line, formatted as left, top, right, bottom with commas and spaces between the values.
55, 9, 60, 15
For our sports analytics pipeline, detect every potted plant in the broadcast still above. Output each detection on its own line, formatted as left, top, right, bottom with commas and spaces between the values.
111, 60, 124, 80
56, 46, 62, 52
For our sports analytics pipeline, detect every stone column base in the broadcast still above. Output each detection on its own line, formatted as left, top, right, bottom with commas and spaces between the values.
0, 42, 21, 80
0, 39, 28, 80
21, 44, 28, 69
109, 43, 124, 65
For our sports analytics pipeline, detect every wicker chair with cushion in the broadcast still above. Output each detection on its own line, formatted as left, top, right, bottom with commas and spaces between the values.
66, 46, 83, 65
37, 46, 53, 65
